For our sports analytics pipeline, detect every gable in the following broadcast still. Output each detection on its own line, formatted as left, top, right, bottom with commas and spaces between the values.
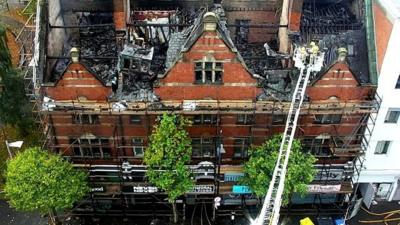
155, 29, 261, 101
44, 62, 112, 101
307, 62, 372, 101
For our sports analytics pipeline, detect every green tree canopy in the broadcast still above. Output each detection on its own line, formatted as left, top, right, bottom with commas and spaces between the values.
240, 135, 316, 205
144, 113, 194, 223
5, 147, 89, 213
0, 24, 34, 135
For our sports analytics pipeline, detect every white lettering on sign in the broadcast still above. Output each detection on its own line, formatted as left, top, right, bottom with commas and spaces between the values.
187, 185, 214, 194
133, 186, 158, 193
91, 187, 104, 192
308, 184, 341, 193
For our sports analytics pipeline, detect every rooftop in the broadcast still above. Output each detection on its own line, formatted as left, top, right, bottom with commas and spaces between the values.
45, 0, 374, 103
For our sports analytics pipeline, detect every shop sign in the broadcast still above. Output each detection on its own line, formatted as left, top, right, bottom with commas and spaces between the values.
187, 185, 214, 194
308, 184, 341, 193
133, 186, 158, 193
91, 187, 105, 192
232, 185, 252, 194
224, 173, 244, 182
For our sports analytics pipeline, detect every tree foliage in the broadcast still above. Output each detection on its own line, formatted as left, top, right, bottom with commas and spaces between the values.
144, 114, 194, 201
0, 24, 34, 135
144, 114, 194, 222
240, 135, 316, 205
5, 147, 89, 213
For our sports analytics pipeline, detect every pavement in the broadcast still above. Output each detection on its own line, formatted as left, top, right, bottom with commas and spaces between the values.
348, 201, 400, 225
0, 200, 47, 225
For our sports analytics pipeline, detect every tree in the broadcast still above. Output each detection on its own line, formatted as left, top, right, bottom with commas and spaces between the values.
4, 147, 89, 224
240, 135, 316, 205
0, 24, 34, 136
144, 113, 194, 223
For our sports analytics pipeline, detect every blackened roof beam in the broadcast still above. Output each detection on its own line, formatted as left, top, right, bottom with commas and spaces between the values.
127, 22, 288, 28
61, 0, 113, 12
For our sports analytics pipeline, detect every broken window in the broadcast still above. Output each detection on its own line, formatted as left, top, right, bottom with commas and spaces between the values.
396, 75, 400, 89
192, 138, 215, 158
233, 137, 250, 158
132, 138, 145, 157
237, 114, 254, 125
73, 114, 100, 124
375, 141, 391, 154
302, 137, 331, 156
314, 114, 342, 124
130, 115, 142, 124
194, 61, 223, 84
70, 137, 111, 158
193, 114, 217, 125
385, 109, 400, 123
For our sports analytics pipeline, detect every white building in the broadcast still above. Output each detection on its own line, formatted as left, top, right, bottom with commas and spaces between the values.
359, 0, 400, 206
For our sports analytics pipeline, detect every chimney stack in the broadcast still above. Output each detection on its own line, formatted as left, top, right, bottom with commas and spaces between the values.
337, 47, 348, 62
70, 47, 80, 63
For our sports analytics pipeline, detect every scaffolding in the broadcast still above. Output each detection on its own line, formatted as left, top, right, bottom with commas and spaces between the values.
33, 0, 382, 221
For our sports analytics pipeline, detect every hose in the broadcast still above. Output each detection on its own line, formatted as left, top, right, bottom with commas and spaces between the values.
358, 206, 400, 224
361, 206, 400, 216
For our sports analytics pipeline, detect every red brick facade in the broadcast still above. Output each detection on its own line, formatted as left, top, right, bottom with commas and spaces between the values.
155, 31, 262, 101
44, 63, 112, 101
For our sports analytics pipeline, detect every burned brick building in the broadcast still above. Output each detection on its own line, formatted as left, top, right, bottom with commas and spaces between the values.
32, 0, 380, 221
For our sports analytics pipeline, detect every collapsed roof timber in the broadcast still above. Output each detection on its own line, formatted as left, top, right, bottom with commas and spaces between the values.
45, 0, 371, 103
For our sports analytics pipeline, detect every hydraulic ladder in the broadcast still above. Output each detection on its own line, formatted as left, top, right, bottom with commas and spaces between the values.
254, 44, 325, 225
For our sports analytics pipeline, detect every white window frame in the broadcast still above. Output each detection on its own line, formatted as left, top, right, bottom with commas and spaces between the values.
132, 138, 145, 157
374, 141, 391, 155
384, 109, 400, 124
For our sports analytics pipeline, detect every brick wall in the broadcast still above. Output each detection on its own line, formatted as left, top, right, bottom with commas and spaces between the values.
44, 63, 112, 101
307, 62, 373, 101
113, 0, 126, 30
225, 10, 278, 43
155, 30, 263, 100
373, 3, 393, 75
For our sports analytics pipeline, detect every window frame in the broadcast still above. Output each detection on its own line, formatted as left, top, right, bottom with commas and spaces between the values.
237, 114, 254, 125
194, 61, 223, 84
192, 137, 215, 158
70, 137, 111, 158
384, 109, 400, 124
132, 137, 145, 157
72, 114, 100, 124
129, 115, 142, 124
314, 114, 342, 124
233, 137, 250, 158
374, 141, 391, 155
396, 75, 400, 89
272, 114, 287, 125
192, 114, 218, 125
